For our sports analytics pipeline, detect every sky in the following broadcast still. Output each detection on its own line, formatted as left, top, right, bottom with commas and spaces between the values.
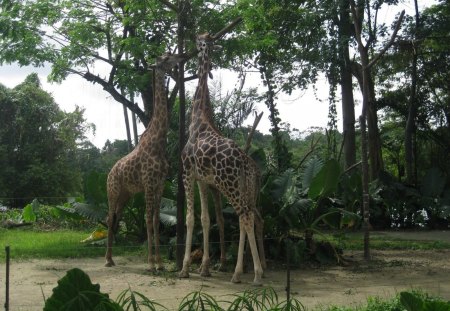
0, 63, 340, 148
0, 0, 432, 148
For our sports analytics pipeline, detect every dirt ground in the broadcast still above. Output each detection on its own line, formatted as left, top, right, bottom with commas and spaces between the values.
1, 231, 450, 310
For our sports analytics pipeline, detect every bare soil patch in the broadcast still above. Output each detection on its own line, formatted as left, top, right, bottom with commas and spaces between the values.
2, 232, 450, 310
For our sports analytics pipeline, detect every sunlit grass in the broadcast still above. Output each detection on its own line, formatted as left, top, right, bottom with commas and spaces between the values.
0, 227, 144, 261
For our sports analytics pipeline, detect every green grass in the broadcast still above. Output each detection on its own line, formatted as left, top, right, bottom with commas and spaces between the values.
318, 290, 450, 311
2, 227, 449, 263
0, 227, 144, 261
317, 231, 450, 251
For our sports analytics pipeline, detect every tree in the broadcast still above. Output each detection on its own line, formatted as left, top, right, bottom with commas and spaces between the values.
0, 74, 93, 207
350, 0, 405, 258
377, 0, 449, 182
234, 0, 329, 171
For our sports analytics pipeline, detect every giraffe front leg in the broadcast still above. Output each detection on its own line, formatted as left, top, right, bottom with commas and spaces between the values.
179, 177, 195, 278
154, 207, 164, 271
244, 213, 263, 286
145, 196, 156, 273
198, 182, 211, 277
105, 209, 117, 267
153, 184, 165, 271
212, 187, 227, 272
231, 218, 246, 284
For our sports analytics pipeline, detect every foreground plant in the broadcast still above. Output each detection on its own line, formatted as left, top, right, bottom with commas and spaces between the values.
43, 268, 450, 311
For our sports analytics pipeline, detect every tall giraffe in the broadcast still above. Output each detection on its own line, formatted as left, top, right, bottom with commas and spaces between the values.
179, 33, 264, 285
105, 52, 185, 271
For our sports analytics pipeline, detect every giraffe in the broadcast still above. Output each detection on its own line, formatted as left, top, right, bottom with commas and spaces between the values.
105, 52, 186, 271
179, 33, 264, 285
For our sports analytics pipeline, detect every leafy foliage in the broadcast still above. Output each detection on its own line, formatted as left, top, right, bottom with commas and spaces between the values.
116, 288, 168, 311
44, 268, 121, 311
46, 269, 448, 311
0, 75, 92, 208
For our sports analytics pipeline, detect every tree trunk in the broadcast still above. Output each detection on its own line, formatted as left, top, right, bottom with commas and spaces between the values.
338, 0, 356, 169
130, 92, 139, 146
359, 115, 371, 260
352, 62, 383, 180
366, 76, 383, 180
175, 0, 188, 271
123, 105, 132, 151
405, 0, 420, 186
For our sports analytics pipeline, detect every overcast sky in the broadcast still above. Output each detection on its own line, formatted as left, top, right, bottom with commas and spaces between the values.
0, 0, 431, 148
0, 63, 340, 148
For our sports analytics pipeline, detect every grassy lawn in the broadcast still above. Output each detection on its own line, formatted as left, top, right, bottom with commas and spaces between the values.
316, 230, 450, 250
0, 227, 144, 261
2, 227, 449, 262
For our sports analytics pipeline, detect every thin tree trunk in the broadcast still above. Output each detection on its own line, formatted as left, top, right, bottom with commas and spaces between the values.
338, 0, 356, 169
350, 0, 404, 259
130, 92, 139, 146
405, 0, 420, 186
123, 104, 132, 152
366, 77, 383, 180
360, 115, 371, 260
175, 0, 187, 271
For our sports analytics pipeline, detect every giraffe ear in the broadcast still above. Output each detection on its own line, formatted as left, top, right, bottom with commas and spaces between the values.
212, 45, 222, 51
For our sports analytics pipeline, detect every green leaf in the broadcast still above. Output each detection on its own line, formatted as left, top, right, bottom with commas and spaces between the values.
424, 300, 450, 311
302, 157, 323, 189
22, 203, 37, 222
421, 167, 446, 198
44, 268, 120, 311
400, 291, 424, 311
308, 159, 341, 200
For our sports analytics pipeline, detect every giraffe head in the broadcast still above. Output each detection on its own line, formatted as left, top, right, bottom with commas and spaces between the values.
155, 52, 187, 72
196, 33, 222, 77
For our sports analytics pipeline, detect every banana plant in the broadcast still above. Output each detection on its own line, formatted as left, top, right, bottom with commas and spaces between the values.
271, 157, 359, 254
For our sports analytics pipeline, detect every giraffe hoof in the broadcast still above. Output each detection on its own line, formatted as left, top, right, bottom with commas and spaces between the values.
105, 261, 115, 267
231, 275, 241, 284
252, 279, 263, 287
145, 267, 157, 274
200, 270, 211, 277
178, 270, 190, 278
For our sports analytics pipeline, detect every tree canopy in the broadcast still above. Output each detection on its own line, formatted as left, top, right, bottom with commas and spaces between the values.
0, 74, 93, 207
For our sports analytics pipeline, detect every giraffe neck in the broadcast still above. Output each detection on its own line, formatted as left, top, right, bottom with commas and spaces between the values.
141, 68, 169, 142
191, 45, 215, 131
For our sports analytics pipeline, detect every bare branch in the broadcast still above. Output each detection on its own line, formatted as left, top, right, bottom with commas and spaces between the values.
244, 111, 263, 153
350, 0, 364, 48
367, 10, 405, 69
211, 17, 243, 41
82, 71, 148, 123
296, 136, 321, 170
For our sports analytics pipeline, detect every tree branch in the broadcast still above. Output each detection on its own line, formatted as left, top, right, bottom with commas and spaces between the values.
244, 111, 263, 153
159, 0, 178, 12
82, 71, 148, 123
211, 17, 243, 40
367, 10, 405, 69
